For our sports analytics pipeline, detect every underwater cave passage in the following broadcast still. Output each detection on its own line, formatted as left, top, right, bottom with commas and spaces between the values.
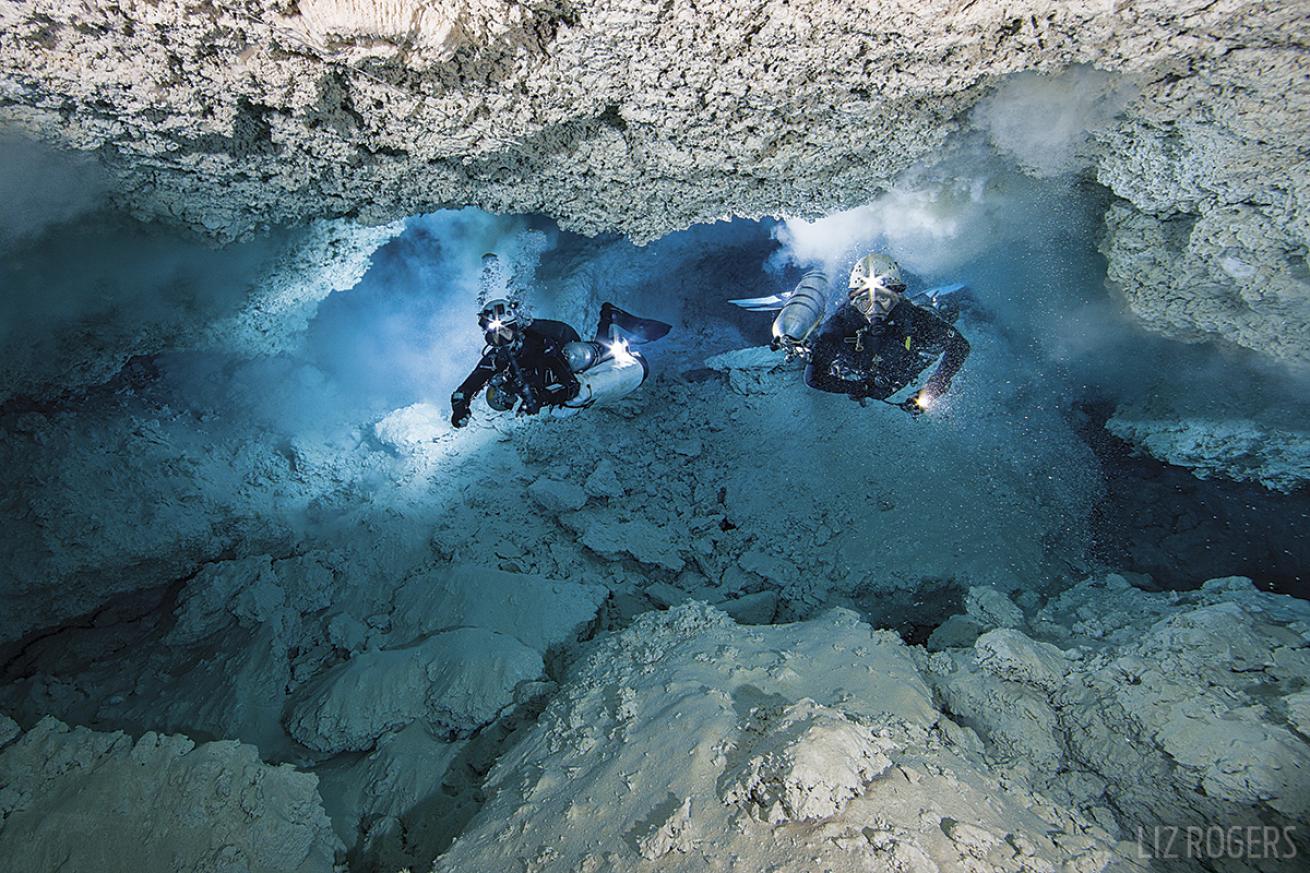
2, 164, 1309, 873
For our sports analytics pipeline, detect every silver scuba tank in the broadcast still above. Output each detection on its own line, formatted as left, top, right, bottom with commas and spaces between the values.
551, 340, 649, 418
771, 270, 828, 349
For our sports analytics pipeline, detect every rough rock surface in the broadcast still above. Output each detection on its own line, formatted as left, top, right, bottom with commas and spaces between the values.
435, 603, 1132, 872
315, 722, 469, 871
1, 2, 1306, 362
0, 717, 342, 873
964, 584, 1026, 629
287, 564, 606, 752
428, 581, 1310, 871
286, 627, 542, 752
388, 564, 608, 652
925, 574, 1310, 868
1108, 394, 1310, 491
720, 698, 895, 825
528, 475, 589, 513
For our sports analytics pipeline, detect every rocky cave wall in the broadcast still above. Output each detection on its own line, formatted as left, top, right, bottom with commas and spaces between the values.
1, 0, 1307, 369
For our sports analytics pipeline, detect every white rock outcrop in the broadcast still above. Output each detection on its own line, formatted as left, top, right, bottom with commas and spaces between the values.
721, 699, 895, 825
286, 627, 542, 752
435, 603, 1132, 872
1108, 395, 1310, 491
928, 574, 1310, 846
387, 564, 608, 652
0, 717, 342, 873
288, 564, 607, 753
315, 722, 469, 871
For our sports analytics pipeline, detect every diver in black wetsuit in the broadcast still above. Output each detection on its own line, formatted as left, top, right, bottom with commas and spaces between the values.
450, 299, 670, 427
805, 253, 970, 414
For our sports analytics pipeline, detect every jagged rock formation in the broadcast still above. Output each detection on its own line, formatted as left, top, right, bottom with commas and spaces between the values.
1, 1, 1306, 364
436, 577, 1310, 871
1107, 391, 1310, 491
924, 574, 1310, 871
0, 717, 342, 873
435, 603, 1133, 872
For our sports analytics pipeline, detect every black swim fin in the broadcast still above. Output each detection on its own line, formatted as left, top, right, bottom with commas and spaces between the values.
598, 302, 672, 344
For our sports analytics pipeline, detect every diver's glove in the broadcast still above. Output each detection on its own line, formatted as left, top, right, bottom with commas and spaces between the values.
450, 394, 472, 428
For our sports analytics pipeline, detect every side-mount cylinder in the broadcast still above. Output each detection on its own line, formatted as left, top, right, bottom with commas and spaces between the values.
550, 341, 649, 418
771, 270, 829, 352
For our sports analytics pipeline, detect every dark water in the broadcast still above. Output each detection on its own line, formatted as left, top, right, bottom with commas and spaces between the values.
1079, 403, 1310, 599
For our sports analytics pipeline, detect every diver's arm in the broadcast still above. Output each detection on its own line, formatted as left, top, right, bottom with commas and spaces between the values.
451, 351, 495, 426
922, 320, 970, 399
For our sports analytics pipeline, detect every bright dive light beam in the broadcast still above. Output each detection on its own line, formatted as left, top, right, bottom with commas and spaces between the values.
608, 339, 634, 363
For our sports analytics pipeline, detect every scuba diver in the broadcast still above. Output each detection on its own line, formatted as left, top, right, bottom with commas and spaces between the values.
450, 298, 671, 427
731, 253, 970, 414
807, 253, 970, 413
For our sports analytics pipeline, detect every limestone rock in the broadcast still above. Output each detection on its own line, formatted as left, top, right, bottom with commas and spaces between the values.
373, 402, 450, 452
0, 717, 342, 873
737, 550, 798, 585
166, 556, 286, 646
927, 614, 985, 651
925, 574, 1310, 849
528, 476, 589, 513
326, 614, 369, 653
964, 586, 1025, 630
973, 629, 1067, 692
388, 564, 607, 653
569, 514, 685, 572
1285, 690, 1310, 736
314, 722, 467, 872
718, 590, 779, 625
584, 459, 625, 498
704, 346, 785, 372
722, 699, 894, 824
286, 628, 541, 752
645, 582, 691, 609
435, 604, 1129, 873
635, 796, 695, 861
3, 2, 1306, 370
1107, 395, 1310, 491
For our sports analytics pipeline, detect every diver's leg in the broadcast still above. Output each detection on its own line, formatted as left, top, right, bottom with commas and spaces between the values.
594, 302, 671, 343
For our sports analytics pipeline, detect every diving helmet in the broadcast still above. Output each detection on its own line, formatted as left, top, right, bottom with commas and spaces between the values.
479, 298, 524, 347
848, 253, 906, 319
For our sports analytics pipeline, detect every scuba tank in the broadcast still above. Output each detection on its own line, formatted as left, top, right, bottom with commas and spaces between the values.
770, 270, 829, 353
728, 271, 829, 360
549, 340, 649, 418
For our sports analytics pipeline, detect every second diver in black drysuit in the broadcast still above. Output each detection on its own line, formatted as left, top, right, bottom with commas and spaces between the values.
450, 299, 671, 427
805, 253, 970, 415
